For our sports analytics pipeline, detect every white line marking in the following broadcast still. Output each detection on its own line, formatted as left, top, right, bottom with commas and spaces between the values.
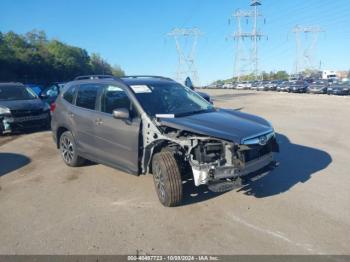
230, 214, 323, 254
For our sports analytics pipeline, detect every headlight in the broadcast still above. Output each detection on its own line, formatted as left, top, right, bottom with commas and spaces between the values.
0, 106, 11, 115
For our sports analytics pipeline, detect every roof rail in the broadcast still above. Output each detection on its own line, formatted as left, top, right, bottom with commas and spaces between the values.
74, 75, 115, 81
121, 75, 174, 81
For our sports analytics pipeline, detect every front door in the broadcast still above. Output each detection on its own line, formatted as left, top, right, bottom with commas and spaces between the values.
94, 84, 140, 174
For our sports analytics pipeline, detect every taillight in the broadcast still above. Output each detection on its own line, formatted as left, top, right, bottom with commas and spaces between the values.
50, 102, 56, 112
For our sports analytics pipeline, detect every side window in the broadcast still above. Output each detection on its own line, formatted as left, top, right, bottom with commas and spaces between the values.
76, 84, 99, 110
63, 85, 77, 104
101, 85, 132, 114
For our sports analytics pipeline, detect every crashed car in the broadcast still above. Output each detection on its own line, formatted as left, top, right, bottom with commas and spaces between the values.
0, 83, 51, 134
51, 75, 279, 207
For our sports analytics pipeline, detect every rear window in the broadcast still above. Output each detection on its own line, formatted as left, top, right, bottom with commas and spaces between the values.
76, 84, 99, 110
63, 85, 77, 104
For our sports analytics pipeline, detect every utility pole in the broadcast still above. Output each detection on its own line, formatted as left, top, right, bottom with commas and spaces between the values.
293, 25, 324, 74
229, 0, 266, 81
167, 28, 203, 86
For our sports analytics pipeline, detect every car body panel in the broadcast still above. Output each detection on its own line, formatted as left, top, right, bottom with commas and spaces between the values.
158, 108, 272, 144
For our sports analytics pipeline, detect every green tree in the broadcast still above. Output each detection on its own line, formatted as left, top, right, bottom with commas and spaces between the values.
0, 30, 125, 83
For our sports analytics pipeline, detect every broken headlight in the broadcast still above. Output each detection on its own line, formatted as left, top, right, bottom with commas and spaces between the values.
0, 106, 11, 116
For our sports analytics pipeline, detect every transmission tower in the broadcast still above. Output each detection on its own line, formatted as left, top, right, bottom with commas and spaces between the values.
293, 25, 324, 73
229, 0, 266, 81
167, 28, 203, 85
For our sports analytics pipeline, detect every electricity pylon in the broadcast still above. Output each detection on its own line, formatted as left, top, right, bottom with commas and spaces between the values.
167, 27, 203, 86
229, 0, 266, 81
293, 25, 324, 73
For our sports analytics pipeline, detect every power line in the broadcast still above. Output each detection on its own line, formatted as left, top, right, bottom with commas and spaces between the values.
293, 25, 325, 73
167, 27, 203, 85
228, 0, 266, 81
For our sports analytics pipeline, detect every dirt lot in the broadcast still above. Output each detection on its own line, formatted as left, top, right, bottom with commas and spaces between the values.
0, 90, 349, 255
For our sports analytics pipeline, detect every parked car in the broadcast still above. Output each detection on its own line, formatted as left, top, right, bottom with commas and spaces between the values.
51, 75, 279, 207
307, 80, 328, 94
223, 83, 235, 89
288, 81, 308, 93
264, 81, 279, 91
0, 83, 51, 134
236, 81, 252, 90
250, 81, 261, 90
276, 81, 290, 92
327, 83, 350, 96
39, 82, 66, 105
257, 81, 268, 91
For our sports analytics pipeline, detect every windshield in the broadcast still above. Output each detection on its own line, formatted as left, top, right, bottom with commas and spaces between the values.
131, 83, 214, 117
0, 85, 37, 101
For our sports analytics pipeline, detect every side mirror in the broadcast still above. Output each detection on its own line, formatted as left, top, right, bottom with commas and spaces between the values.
112, 108, 130, 120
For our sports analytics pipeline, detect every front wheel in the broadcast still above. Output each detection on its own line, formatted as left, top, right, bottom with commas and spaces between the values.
59, 131, 86, 167
152, 151, 183, 207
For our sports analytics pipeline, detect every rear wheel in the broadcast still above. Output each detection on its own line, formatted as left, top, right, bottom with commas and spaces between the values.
59, 131, 86, 167
152, 151, 183, 207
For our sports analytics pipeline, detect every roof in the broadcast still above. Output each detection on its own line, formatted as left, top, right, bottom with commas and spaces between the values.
72, 75, 176, 87
121, 77, 175, 86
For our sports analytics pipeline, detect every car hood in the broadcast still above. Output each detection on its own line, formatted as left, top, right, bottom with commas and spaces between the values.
0, 99, 45, 111
158, 108, 273, 144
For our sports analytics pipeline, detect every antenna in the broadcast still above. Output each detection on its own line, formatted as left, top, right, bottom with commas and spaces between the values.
167, 27, 203, 86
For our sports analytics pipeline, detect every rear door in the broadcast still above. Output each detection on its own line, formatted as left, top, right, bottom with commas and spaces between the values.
72, 83, 103, 159
94, 84, 141, 174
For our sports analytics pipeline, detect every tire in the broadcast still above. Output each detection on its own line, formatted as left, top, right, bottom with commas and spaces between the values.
59, 131, 86, 167
152, 151, 183, 207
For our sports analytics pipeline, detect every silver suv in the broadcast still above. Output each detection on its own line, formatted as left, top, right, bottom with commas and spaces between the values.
52, 75, 279, 207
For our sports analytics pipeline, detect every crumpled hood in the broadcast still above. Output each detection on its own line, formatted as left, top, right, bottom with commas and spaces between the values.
159, 108, 273, 144
0, 99, 45, 111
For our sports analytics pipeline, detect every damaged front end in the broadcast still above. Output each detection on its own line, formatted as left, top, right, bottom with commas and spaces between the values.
189, 132, 279, 191
0, 116, 13, 134
140, 114, 279, 192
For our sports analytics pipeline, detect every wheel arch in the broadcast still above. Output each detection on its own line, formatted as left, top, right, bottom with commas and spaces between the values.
56, 126, 70, 149
143, 139, 186, 175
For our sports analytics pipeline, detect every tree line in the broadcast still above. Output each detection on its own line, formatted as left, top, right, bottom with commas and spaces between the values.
0, 30, 125, 85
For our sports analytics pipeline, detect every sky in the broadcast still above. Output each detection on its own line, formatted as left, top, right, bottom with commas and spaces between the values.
0, 0, 350, 84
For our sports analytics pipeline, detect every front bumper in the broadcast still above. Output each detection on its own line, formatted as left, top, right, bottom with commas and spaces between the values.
328, 90, 349, 95
1, 113, 50, 134
308, 89, 326, 94
192, 152, 275, 187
